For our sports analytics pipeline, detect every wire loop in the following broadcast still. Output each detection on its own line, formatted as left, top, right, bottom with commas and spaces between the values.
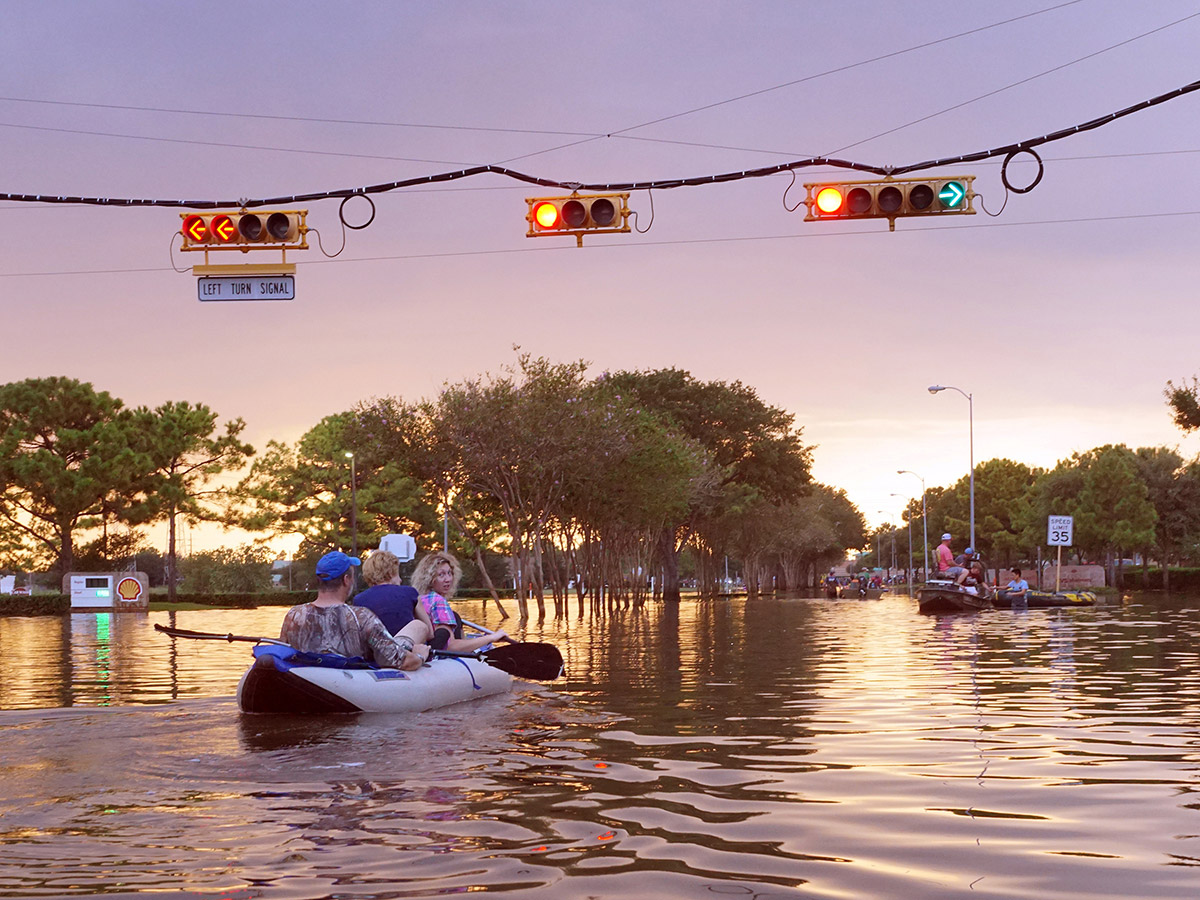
1000, 148, 1044, 194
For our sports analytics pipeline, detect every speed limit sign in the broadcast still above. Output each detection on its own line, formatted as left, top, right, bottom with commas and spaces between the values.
1047, 515, 1073, 546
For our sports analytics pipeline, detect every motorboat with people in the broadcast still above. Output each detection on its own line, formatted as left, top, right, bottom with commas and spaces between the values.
917, 579, 993, 614
237, 642, 513, 714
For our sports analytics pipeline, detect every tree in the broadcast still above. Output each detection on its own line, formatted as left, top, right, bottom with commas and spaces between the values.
0, 377, 150, 573
239, 412, 438, 562
179, 544, 274, 594
1164, 377, 1200, 432
1024, 446, 1157, 584
933, 459, 1039, 566
1131, 447, 1200, 589
134, 401, 254, 600
605, 367, 813, 601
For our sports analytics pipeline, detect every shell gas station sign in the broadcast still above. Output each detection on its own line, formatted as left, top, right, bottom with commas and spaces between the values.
63, 572, 150, 611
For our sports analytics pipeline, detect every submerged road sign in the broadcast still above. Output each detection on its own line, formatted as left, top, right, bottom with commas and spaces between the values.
197, 275, 295, 302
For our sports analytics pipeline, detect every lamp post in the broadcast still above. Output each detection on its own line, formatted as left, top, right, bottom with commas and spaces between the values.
344, 451, 358, 559
898, 470, 928, 581
928, 384, 974, 551
890, 493, 914, 598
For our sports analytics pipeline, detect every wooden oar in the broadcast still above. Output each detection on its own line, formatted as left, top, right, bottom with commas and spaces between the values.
155, 623, 563, 681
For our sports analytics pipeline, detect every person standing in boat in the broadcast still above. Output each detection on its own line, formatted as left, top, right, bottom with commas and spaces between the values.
354, 549, 435, 637
1004, 567, 1030, 608
935, 533, 970, 586
411, 550, 508, 654
279, 551, 432, 671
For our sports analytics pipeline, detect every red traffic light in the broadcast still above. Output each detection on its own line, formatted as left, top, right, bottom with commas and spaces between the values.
182, 214, 209, 242
533, 201, 561, 230
814, 187, 844, 215
211, 214, 237, 243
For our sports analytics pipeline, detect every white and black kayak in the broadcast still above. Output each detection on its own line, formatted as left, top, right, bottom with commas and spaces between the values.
154, 623, 563, 715
237, 643, 512, 714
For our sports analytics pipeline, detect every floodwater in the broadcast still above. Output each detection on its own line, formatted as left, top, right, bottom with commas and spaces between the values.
1, 593, 1198, 899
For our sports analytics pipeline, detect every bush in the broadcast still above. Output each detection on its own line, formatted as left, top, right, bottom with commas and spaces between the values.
0, 593, 69, 616
1118, 566, 1200, 591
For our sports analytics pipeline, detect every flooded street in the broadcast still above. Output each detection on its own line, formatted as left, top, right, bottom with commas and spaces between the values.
1, 593, 1199, 898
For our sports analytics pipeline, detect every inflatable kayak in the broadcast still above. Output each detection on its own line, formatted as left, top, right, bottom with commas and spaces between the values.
993, 589, 1097, 608
237, 643, 513, 714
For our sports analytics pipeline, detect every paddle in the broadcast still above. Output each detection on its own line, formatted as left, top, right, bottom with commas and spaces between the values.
154, 623, 289, 645
457, 617, 565, 681
155, 623, 563, 681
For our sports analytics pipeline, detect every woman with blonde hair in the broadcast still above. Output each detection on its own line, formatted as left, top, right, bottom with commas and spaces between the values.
354, 549, 434, 637
411, 550, 507, 654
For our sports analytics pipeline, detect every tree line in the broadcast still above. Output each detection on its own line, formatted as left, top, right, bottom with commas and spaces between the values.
872, 446, 1200, 590
4, 363, 1197, 603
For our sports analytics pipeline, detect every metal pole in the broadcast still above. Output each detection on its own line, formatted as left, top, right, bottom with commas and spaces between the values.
443, 496, 449, 551
921, 489, 928, 581
928, 384, 974, 552
968, 393, 975, 552
898, 470, 928, 581
345, 452, 358, 559
907, 502, 914, 598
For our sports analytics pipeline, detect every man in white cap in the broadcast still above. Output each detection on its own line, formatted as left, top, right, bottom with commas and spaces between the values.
936, 533, 969, 586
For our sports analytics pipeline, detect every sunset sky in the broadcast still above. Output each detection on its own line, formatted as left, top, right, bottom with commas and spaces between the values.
3, 1, 1199, 553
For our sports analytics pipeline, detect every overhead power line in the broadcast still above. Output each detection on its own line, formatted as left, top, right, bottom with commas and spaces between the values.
0, 0, 1089, 145
1, 77, 1198, 210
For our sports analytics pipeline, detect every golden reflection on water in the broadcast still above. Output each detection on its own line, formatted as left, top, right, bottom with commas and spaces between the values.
1, 594, 1199, 898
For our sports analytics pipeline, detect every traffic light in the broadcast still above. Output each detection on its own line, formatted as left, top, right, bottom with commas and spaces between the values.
526, 192, 631, 247
180, 209, 308, 252
802, 176, 975, 230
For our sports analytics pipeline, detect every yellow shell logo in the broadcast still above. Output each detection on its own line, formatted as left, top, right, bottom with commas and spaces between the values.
116, 577, 143, 602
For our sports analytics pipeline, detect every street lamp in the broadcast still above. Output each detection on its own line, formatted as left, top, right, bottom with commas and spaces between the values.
928, 384, 975, 551
898, 469, 928, 580
890, 493, 914, 598
344, 451, 358, 559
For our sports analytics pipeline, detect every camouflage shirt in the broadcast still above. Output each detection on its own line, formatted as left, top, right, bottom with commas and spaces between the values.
279, 602, 412, 667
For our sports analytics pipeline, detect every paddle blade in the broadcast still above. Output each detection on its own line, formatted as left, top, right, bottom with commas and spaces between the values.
482, 642, 563, 681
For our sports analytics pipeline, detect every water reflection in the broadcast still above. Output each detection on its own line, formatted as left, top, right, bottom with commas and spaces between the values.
1, 595, 1199, 898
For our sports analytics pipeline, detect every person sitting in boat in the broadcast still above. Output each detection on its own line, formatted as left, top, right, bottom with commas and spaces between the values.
354, 549, 435, 637
412, 550, 508, 654
279, 551, 432, 671
935, 533, 969, 586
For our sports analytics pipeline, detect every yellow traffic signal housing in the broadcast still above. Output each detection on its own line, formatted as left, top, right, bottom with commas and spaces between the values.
180, 210, 308, 252
526, 192, 631, 247
802, 176, 976, 231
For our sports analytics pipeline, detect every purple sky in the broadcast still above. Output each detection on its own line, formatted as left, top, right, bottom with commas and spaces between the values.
3, 1, 1199, 552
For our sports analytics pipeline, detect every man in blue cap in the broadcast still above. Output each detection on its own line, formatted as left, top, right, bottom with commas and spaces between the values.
278, 550, 432, 670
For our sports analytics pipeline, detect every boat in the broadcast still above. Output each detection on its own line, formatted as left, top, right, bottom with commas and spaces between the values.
993, 589, 1097, 609
917, 579, 992, 614
237, 643, 513, 714
838, 583, 865, 599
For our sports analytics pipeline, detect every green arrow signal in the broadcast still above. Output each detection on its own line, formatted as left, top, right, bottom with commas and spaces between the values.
938, 182, 965, 208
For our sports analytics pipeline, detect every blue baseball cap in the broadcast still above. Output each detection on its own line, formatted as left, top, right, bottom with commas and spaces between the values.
316, 551, 361, 581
